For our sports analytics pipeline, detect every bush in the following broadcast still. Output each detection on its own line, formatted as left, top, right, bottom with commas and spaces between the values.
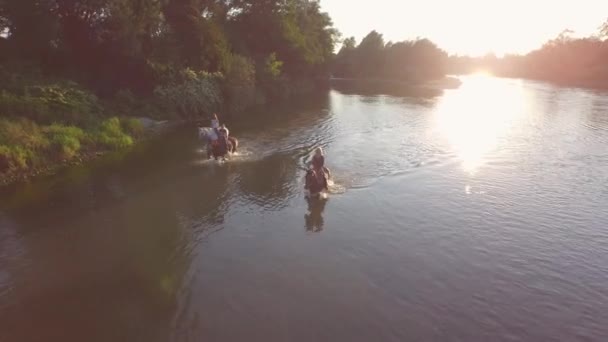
261, 53, 283, 80
43, 124, 85, 160
154, 69, 223, 119
108, 89, 138, 116
223, 54, 256, 87
120, 117, 145, 138
0, 145, 37, 171
0, 79, 101, 125
93, 117, 133, 150
27, 82, 100, 124
0, 118, 49, 150
0, 119, 49, 171
222, 54, 256, 112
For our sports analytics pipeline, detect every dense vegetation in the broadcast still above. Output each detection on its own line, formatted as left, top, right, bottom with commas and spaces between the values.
332, 31, 448, 82
0, 0, 338, 182
448, 23, 608, 87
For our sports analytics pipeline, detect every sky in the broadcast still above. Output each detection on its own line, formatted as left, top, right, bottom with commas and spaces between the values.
320, 0, 608, 56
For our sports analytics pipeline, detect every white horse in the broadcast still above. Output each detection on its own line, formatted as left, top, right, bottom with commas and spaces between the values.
198, 127, 217, 141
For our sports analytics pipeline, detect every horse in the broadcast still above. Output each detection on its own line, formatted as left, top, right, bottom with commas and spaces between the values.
304, 168, 329, 198
198, 127, 239, 159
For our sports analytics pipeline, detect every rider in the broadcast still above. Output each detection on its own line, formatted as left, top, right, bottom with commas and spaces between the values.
216, 129, 229, 157
311, 147, 325, 171
211, 113, 220, 130
309, 147, 330, 184
206, 114, 220, 158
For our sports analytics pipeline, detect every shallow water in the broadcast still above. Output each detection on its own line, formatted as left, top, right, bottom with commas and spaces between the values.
1, 75, 608, 342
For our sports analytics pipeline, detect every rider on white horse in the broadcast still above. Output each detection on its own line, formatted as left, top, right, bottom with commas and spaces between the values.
199, 114, 232, 159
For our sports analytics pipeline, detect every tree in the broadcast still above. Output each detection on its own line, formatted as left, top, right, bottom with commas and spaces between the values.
599, 18, 608, 39
353, 30, 385, 78
331, 30, 448, 81
163, 0, 229, 71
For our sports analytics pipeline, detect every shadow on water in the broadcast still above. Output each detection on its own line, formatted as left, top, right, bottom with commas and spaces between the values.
236, 152, 300, 211
0, 127, 231, 342
330, 79, 444, 99
304, 197, 327, 233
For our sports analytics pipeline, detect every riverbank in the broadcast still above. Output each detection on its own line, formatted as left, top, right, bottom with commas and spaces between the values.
328, 76, 461, 98
329, 76, 462, 90
0, 117, 179, 187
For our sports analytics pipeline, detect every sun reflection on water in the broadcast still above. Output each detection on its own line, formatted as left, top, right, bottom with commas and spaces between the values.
433, 73, 527, 174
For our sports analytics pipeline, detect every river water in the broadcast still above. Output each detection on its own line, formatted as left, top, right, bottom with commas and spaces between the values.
1, 75, 608, 342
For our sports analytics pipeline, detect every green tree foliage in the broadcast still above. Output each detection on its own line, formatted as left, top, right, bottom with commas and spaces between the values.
0, 0, 337, 96
227, 0, 338, 78
332, 30, 448, 81
153, 69, 223, 119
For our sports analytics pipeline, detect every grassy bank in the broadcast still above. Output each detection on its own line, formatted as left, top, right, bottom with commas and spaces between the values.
0, 67, 161, 186
0, 116, 145, 186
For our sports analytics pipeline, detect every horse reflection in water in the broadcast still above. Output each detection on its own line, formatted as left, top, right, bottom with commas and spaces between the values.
305, 196, 327, 232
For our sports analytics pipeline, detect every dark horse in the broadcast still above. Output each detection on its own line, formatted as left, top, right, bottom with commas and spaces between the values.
304, 168, 329, 198
210, 136, 238, 160
198, 127, 238, 160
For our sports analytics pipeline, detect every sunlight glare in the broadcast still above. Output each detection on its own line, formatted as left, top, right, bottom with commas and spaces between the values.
433, 74, 526, 173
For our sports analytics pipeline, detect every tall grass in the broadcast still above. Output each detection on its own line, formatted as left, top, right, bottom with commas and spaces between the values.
0, 117, 140, 177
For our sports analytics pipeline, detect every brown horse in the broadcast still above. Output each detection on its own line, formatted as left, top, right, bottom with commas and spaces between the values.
304, 169, 329, 197
199, 127, 238, 160
210, 137, 238, 160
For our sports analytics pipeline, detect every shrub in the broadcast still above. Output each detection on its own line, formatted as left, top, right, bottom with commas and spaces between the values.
0, 118, 49, 150
0, 80, 101, 125
0, 145, 35, 171
94, 117, 133, 150
43, 124, 85, 160
120, 117, 145, 138
223, 54, 256, 87
27, 82, 101, 125
10, 146, 35, 169
0, 145, 11, 172
222, 54, 256, 112
154, 69, 223, 119
263, 53, 283, 79
108, 89, 138, 116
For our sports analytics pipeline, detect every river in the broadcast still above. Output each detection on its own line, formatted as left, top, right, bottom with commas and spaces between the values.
1, 74, 607, 342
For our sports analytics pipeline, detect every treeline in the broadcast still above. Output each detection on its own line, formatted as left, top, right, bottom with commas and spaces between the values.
0, 0, 337, 181
332, 31, 448, 82
448, 24, 608, 87
0, 0, 337, 109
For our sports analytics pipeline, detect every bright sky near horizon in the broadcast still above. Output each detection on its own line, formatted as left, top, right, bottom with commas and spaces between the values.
320, 0, 608, 56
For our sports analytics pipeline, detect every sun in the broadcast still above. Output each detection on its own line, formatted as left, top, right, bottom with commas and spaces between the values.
433, 74, 526, 174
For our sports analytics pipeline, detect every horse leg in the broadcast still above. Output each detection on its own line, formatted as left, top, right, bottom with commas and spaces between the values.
229, 137, 238, 153
323, 167, 331, 179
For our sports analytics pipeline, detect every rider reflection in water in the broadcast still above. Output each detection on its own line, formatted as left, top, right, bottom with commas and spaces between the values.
305, 197, 327, 232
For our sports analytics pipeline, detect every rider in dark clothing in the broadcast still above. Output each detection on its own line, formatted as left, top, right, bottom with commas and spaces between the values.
306, 147, 330, 191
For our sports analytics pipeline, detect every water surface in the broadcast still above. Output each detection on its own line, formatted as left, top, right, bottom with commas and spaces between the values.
1, 75, 608, 342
